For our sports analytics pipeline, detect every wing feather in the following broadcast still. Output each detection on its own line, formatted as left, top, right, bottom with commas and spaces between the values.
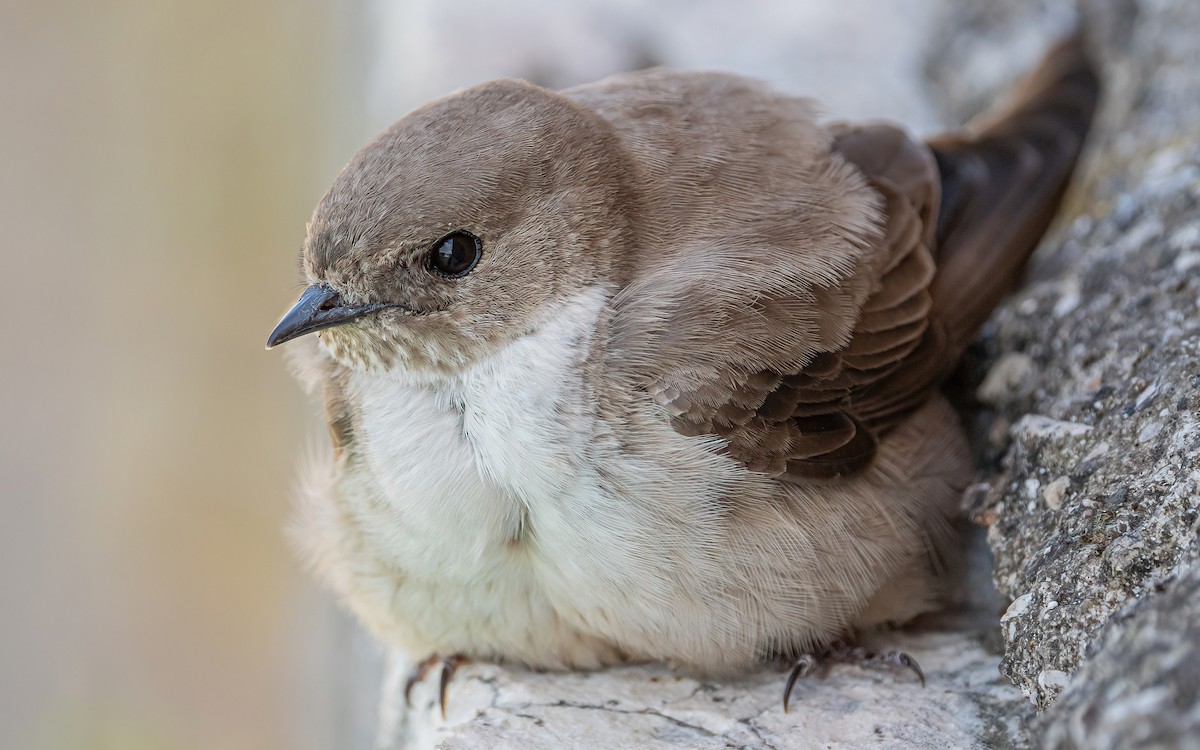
605, 39, 1096, 480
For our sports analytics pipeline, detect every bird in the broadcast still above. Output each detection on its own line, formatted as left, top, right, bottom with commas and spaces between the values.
268, 35, 1098, 712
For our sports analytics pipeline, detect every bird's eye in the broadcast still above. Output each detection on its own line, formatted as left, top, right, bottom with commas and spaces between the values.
428, 231, 481, 278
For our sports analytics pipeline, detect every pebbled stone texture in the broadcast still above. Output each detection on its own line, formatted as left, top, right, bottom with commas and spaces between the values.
1038, 556, 1200, 749
930, 0, 1200, 732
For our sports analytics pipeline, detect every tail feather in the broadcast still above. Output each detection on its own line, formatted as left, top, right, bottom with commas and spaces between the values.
927, 34, 1100, 350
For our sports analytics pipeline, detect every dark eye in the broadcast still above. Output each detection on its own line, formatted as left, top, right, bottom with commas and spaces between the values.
428, 231, 481, 277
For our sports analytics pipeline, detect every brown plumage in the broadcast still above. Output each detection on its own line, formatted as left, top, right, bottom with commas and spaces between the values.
629, 35, 1099, 479
269, 36, 1098, 678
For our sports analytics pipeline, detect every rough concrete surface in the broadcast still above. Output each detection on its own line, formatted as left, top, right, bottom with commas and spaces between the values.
1038, 557, 1200, 749
934, 0, 1200, 741
382, 623, 1028, 750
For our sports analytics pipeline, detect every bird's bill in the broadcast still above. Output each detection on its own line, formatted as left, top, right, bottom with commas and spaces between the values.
266, 284, 388, 348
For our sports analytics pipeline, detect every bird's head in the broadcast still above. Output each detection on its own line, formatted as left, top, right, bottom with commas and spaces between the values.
266, 79, 633, 376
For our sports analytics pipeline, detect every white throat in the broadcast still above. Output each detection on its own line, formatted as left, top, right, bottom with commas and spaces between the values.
343, 286, 610, 549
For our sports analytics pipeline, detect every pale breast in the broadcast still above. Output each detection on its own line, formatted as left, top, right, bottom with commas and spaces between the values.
319, 286, 638, 667
304, 285, 922, 674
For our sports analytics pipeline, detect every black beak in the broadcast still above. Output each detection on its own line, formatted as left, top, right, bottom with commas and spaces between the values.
266, 285, 389, 349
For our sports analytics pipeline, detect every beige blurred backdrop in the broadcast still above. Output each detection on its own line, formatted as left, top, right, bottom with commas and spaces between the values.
0, 1, 374, 748
0, 1, 945, 748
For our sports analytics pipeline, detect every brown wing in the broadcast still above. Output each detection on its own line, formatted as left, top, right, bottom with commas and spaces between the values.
658, 127, 947, 479
927, 34, 1099, 350
643, 34, 1098, 480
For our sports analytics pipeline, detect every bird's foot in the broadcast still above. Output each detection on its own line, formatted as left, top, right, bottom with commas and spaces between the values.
783, 643, 924, 712
404, 653, 471, 719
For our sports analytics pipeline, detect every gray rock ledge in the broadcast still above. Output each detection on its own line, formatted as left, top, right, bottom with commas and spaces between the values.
934, 0, 1200, 741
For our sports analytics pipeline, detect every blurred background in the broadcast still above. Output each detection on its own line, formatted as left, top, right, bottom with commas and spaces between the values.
0, 1, 956, 747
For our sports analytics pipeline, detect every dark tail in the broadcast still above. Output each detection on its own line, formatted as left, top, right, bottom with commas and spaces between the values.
927, 34, 1100, 351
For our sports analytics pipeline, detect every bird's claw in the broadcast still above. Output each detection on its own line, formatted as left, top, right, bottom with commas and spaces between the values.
782, 644, 925, 712
877, 649, 925, 687
404, 653, 470, 719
